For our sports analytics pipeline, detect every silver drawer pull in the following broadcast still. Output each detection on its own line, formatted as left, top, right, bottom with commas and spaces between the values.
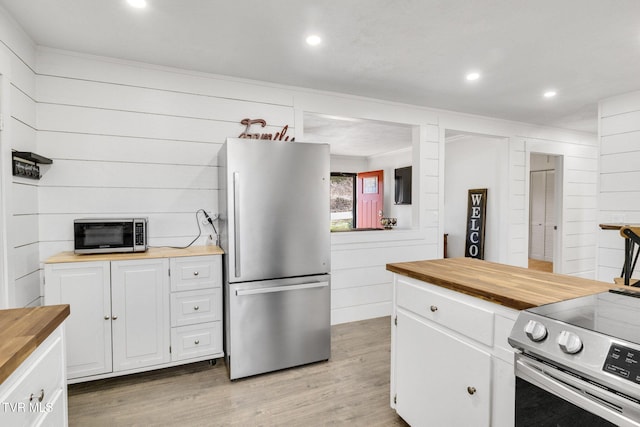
104, 315, 110, 320
467, 386, 476, 395
30, 389, 44, 402
430, 305, 438, 312
112, 315, 118, 320
193, 271, 199, 276
194, 305, 200, 311
194, 340, 200, 345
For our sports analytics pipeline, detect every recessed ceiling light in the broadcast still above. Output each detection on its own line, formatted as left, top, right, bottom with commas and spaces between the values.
466, 72, 480, 81
127, 0, 147, 8
306, 35, 322, 46
543, 90, 557, 98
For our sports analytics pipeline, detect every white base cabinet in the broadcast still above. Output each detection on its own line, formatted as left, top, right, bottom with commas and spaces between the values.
45, 253, 223, 383
44, 261, 111, 379
111, 259, 170, 372
391, 275, 518, 427
0, 326, 68, 427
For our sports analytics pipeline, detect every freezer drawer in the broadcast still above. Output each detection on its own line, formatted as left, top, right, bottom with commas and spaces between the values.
227, 275, 331, 380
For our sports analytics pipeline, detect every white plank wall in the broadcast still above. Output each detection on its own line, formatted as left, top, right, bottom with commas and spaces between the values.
0, 5, 40, 308
508, 138, 527, 266
35, 49, 440, 325
35, 55, 295, 264
0, 11, 609, 319
598, 90, 640, 283
522, 138, 599, 278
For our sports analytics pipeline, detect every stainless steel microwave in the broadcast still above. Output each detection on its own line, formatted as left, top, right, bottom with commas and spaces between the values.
74, 218, 148, 254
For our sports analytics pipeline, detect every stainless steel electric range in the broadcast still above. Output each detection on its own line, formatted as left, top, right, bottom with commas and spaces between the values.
509, 288, 640, 426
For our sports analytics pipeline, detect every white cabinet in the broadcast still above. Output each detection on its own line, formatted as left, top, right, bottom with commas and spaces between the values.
391, 275, 517, 427
44, 262, 111, 379
45, 258, 169, 380
111, 259, 170, 372
169, 255, 223, 362
395, 310, 491, 426
44, 250, 223, 383
0, 326, 68, 427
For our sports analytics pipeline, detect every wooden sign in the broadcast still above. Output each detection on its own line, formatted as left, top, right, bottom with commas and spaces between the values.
238, 118, 295, 141
465, 188, 487, 259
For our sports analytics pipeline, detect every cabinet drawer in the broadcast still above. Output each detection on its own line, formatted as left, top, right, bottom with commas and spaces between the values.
0, 328, 65, 426
171, 322, 222, 362
396, 278, 494, 346
170, 256, 221, 292
170, 288, 221, 327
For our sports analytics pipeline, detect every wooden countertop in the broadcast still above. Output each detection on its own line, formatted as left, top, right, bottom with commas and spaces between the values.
0, 304, 70, 384
45, 245, 224, 264
387, 258, 615, 310
599, 223, 640, 230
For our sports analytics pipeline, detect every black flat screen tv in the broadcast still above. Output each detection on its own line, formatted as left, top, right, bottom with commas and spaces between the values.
394, 166, 412, 205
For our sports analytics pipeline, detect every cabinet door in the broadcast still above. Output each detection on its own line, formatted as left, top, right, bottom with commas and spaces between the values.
395, 310, 491, 427
111, 259, 170, 372
44, 262, 112, 379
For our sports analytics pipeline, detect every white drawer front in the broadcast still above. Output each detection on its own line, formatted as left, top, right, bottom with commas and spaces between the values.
396, 278, 494, 346
0, 329, 65, 426
171, 322, 222, 362
170, 288, 221, 327
170, 256, 221, 292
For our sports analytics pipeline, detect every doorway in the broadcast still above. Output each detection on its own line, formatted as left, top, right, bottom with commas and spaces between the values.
528, 153, 561, 273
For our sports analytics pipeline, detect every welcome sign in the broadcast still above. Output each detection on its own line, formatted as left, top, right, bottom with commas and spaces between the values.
465, 188, 487, 259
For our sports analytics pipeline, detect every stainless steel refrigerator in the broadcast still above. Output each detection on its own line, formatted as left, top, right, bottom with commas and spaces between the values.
218, 137, 331, 380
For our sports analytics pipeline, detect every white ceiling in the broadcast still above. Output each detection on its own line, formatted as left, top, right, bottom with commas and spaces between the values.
2, 0, 640, 148
303, 113, 413, 157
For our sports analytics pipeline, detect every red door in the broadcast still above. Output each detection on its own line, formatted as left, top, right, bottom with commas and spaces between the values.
356, 170, 384, 229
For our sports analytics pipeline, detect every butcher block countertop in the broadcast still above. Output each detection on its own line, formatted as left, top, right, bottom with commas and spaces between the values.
0, 304, 70, 384
387, 258, 615, 310
45, 245, 224, 264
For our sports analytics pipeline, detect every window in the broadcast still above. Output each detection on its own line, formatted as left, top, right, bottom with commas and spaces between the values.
330, 173, 356, 231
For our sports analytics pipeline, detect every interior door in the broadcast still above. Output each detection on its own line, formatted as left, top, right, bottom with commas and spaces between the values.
529, 171, 546, 260
544, 170, 555, 262
529, 170, 555, 262
356, 170, 384, 228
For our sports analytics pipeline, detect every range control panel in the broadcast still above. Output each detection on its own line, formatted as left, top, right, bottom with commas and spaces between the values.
603, 344, 640, 385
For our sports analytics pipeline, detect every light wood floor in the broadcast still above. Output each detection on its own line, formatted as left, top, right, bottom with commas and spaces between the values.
68, 316, 408, 426
528, 258, 553, 273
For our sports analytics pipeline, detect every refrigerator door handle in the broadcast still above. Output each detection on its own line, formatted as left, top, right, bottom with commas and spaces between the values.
236, 281, 329, 296
233, 171, 241, 278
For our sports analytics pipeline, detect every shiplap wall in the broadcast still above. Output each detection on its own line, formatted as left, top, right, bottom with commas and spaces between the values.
35, 49, 437, 324
0, 7, 606, 316
35, 54, 294, 261
598, 90, 640, 283
522, 138, 599, 278
0, 7, 40, 308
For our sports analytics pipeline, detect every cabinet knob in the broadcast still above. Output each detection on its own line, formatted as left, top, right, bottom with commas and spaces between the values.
194, 339, 200, 345
112, 315, 118, 320
194, 305, 200, 311
467, 386, 476, 395
430, 305, 438, 312
29, 389, 44, 402
193, 271, 199, 276
104, 315, 110, 320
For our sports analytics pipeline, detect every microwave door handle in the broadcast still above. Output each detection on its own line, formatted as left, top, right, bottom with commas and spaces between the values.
233, 172, 241, 278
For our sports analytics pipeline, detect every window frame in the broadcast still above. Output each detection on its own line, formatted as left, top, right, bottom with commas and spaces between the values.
330, 172, 357, 231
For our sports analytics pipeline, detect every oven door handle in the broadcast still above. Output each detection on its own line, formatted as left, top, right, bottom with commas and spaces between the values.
516, 357, 640, 427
